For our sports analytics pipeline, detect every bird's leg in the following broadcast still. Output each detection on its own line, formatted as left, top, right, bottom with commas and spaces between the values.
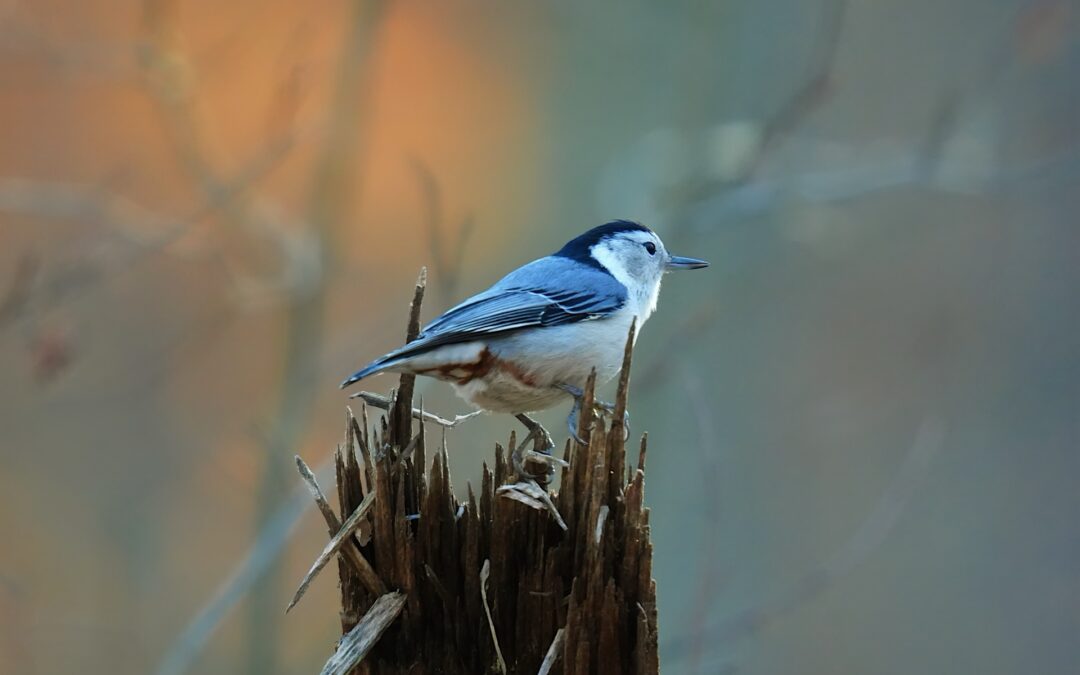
512, 413, 568, 485
557, 383, 630, 443
564, 394, 588, 446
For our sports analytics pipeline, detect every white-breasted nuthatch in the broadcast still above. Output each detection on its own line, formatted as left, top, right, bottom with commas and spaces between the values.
341, 220, 708, 479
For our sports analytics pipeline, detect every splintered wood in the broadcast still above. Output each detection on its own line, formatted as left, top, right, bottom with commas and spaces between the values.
291, 274, 658, 674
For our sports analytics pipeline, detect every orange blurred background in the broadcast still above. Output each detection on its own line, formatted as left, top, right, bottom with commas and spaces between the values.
2, 1, 1079, 674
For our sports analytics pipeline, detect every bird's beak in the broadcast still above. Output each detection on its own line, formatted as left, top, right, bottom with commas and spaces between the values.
666, 255, 710, 271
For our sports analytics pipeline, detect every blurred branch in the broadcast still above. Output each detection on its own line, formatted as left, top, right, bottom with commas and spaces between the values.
753, 0, 847, 163
0, 0, 316, 325
0, 178, 185, 239
0, 254, 39, 327
142, 1, 389, 673
0, 142, 304, 332
0, 4, 285, 85
136, 75, 297, 217
660, 0, 847, 222
680, 371, 725, 675
684, 146, 1080, 232
153, 461, 332, 675
409, 158, 475, 304
252, 0, 389, 672
635, 304, 718, 390
139, 0, 226, 196
0, 12, 142, 82
664, 417, 947, 668
0, 179, 191, 330
677, 0, 1080, 234
138, 0, 326, 307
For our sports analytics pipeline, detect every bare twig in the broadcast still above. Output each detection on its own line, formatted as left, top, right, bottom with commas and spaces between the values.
293, 455, 386, 597
319, 592, 407, 675
350, 391, 484, 428
480, 559, 507, 674
287, 489, 378, 612
537, 628, 565, 675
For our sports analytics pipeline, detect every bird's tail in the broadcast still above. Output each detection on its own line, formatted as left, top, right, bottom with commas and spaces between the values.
340, 352, 404, 389
341, 337, 440, 389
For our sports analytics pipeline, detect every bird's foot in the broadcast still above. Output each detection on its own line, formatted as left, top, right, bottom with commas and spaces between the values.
512, 413, 569, 485
558, 383, 630, 444
500, 414, 569, 530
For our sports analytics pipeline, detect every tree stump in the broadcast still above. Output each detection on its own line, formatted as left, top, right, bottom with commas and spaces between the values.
291, 275, 659, 674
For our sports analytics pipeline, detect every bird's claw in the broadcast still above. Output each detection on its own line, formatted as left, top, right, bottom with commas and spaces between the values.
560, 384, 630, 444
522, 422, 555, 455
513, 416, 564, 485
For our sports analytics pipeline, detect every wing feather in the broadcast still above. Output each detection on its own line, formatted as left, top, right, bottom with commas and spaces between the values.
401, 286, 621, 355
340, 258, 625, 387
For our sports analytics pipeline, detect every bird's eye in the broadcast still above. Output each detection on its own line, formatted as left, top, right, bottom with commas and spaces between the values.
644, 242, 657, 255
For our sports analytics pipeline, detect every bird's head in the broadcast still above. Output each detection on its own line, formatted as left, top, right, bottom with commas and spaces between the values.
554, 219, 708, 315
556, 219, 708, 284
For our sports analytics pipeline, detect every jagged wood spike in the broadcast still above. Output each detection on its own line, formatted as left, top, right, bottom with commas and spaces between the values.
394, 468, 419, 619
353, 403, 374, 496
391, 267, 426, 446
372, 449, 396, 582
611, 319, 636, 440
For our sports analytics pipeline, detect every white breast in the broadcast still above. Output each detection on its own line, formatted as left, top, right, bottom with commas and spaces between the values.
450, 305, 642, 413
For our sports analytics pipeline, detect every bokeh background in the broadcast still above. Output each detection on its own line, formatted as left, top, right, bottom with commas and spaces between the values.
2, 1, 1079, 673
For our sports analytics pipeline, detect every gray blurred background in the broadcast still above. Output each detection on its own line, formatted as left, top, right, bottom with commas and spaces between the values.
1, 1, 1078, 673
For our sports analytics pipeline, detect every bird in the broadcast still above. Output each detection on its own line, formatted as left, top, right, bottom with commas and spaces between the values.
341, 220, 708, 481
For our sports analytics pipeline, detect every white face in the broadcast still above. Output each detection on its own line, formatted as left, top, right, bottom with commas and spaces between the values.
589, 230, 669, 320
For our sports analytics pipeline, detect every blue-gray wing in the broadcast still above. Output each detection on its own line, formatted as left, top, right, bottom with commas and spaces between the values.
414, 257, 625, 349
341, 258, 625, 386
